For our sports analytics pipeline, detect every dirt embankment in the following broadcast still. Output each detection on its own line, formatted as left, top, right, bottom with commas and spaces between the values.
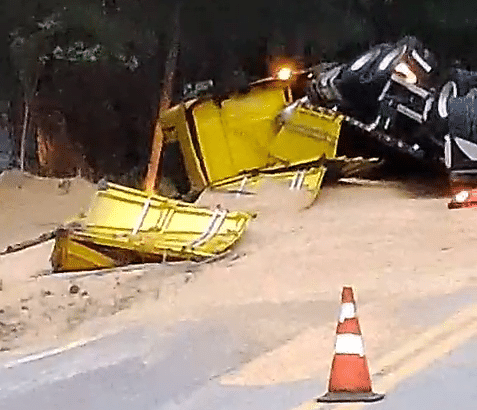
0, 169, 208, 352
0, 170, 95, 251
1, 168, 477, 374
0, 170, 92, 350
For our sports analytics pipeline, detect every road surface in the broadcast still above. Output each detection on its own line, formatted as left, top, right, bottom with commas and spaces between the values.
1, 284, 477, 410
3, 181, 477, 410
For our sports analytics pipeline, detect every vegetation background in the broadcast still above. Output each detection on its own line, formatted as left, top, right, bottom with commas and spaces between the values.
0, 0, 475, 180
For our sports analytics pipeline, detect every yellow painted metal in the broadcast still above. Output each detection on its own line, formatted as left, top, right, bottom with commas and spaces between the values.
51, 182, 253, 271
210, 166, 327, 200
85, 182, 251, 237
159, 81, 343, 192
269, 107, 343, 163
160, 102, 208, 190
51, 80, 344, 272
191, 86, 287, 182
51, 231, 116, 272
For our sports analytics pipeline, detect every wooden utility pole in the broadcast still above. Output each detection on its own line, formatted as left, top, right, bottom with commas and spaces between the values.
144, 3, 181, 193
19, 100, 30, 171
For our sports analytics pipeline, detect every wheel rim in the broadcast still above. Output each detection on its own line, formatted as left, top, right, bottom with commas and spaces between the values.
438, 81, 457, 118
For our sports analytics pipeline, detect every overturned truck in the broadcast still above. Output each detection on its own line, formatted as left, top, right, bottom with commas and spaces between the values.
306, 36, 443, 164
306, 36, 477, 208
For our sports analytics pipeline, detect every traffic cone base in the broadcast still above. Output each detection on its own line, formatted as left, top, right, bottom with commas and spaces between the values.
317, 391, 385, 403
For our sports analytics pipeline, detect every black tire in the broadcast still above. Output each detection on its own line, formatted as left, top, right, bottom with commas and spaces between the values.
447, 91, 477, 171
337, 44, 395, 120
423, 93, 449, 147
321, 65, 345, 101
375, 44, 406, 72
447, 92, 477, 143
448, 68, 477, 96
341, 44, 393, 81
306, 62, 342, 103
360, 44, 406, 84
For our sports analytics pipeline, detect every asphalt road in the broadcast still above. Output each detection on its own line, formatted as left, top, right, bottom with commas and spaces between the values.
0, 320, 323, 410
2, 294, 477, 410
368, 336, 477, 410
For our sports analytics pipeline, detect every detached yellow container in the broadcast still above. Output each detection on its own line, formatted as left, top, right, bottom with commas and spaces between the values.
51, 182, 253, 272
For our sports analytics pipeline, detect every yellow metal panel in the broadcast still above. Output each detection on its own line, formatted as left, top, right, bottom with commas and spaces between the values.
191, 100, 237, 181
210, 166, 327, 199
51, 182, 253, 271
192, 87, 287, 182
269, 108, 343, 163
159, 82, 342, 194
51, 231, 116, 272
219, 87, 287, 169
86, 183, 252, 238
160, 103, 208, 190
71, 206, 248, 258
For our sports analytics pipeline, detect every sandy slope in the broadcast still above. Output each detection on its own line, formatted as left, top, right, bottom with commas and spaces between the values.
1, 170, 477, 388
0, 170, 96, 252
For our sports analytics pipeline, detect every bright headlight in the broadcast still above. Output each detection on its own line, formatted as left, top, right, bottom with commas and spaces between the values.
277, 67, 293, 80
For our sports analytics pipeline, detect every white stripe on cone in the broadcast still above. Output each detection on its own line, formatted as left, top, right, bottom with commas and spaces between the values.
339, 302, 356, 323
335, 334, 365, 356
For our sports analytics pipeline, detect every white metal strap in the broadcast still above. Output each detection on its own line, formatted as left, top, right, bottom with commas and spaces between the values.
187, 208, 228, 249
391, 73, 429, 99
365, 115, 381, 132
290, 172, 299, 190
378, 80, 392, 101
132, 198, 152, 235
411, 50, 432, 73
236, 176, 248, 197
296, 170, 306, 190
397, 104, 423, 123
290, 170, 306, 190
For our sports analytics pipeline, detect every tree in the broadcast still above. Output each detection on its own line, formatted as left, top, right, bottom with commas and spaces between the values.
10, 27, 54, 170
6, 0, 160, 173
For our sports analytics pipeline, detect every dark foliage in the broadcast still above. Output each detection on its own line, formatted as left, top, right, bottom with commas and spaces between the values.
1, 0, 476, 181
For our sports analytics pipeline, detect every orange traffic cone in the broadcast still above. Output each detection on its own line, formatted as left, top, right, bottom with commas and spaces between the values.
317, 286, 384, 403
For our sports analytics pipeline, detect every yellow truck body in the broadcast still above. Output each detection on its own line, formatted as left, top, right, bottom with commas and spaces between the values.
160, 79, 344, 193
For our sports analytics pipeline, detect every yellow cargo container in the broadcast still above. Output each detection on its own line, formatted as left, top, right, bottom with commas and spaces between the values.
159, 79, 344, 193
